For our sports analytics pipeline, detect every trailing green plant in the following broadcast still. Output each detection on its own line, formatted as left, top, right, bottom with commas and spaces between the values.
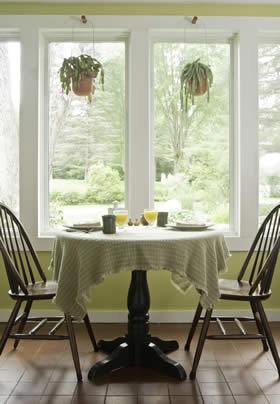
180, 58, 213, 112
59, 54, 104, 102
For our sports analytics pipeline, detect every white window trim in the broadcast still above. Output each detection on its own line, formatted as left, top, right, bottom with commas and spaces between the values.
39, 30, 130, 237
0, 15, 280, 251
150, 30, 237, 239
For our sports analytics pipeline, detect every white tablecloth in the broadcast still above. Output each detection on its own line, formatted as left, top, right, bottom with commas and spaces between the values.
50, 227, 230, 319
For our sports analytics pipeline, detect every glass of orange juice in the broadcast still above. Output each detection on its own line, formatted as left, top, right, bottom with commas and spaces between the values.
114, 209, 128, 230
144, 209, 158, 226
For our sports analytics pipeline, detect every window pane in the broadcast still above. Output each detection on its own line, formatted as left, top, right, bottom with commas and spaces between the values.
154, 43, 230, 228
259, 44, 280, 224
48, 42, 126, 228
0, 42, 20, 214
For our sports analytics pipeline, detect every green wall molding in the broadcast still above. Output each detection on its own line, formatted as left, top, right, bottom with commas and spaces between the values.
0, 3, 280, 17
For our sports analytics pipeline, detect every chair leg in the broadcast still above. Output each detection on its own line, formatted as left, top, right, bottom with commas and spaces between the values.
14, 300, 33, 349
256, 301, 280, 376
0, 300, 21, 355
64, 313, 82, 382
185, 302, 203, 351
250, 301, 269, 352
83, 314, 98, 352
189, 308, 213, 380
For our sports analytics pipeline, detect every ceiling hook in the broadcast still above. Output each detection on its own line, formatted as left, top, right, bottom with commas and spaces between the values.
81, 15, 87, 24
192, 16, 198, 24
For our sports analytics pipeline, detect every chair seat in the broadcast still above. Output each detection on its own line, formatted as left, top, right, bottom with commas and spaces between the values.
219, 278, 271, 300
0, 202, 98, 382
9, 281, 58, 299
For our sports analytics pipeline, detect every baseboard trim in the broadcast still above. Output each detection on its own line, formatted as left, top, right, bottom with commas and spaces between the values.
0, 309, 280, 323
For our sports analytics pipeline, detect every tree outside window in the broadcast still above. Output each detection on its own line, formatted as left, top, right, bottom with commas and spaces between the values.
154, 42, 230, 227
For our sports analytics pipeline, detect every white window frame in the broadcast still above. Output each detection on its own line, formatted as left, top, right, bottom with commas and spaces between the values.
150, 30, 237, 237
0, 15, 280, 251
38, 29, 130, 237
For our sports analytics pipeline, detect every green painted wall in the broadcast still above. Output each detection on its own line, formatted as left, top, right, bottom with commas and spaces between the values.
0, 3, 278, 312
0, 251, 279, 311
0, 2, 279, 16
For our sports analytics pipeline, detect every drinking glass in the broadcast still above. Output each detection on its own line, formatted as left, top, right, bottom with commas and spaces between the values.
114, 209, 128, 230
144, 209, 158, 226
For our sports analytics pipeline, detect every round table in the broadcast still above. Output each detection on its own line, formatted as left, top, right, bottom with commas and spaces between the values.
51, 226, 229, 380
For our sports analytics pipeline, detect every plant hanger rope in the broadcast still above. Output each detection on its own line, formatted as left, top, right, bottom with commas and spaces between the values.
180, 15, 213, 113
80, 15, 96, 59
59, 14, 104, 103
70, 15, 96, 58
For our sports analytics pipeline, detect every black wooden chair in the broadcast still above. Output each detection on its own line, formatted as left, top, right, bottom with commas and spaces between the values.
0, 202, 98, 381
185, 203, 280, 380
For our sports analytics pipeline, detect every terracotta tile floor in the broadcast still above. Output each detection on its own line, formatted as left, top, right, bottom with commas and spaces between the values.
0, 322, 280, 403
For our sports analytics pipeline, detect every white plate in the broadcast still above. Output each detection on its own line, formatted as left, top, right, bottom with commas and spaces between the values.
63, 225, 102, 232
168, 224, 214, 231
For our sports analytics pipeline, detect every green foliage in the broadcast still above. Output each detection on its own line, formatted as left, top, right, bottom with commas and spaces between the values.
49, 43, 230, 226
87, 163, 124, 203
153, 42, 230, 223
180, 194, 195, 211
49, 200, 64, 225
211, 204, 229, 224
259, 204, 276, 217
168, 209, 194, 224
59, 54, 104, 102
50, 43, 125, 188
155, 159, 174, 181
262, 176, 280, 198
49, 174, 124, 206
50, 191, 86, 205
53, 166, 85, 180
154, 183, 169, 201
180, 58, 213, 112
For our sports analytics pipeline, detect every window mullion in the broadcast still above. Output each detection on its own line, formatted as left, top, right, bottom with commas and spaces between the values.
128, 29, 151, 219
19, 26, 40, 247
238, 28, 259, 247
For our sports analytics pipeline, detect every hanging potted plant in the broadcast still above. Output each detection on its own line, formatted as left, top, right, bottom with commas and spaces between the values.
180, 58, 213, 112
59, 54, 104, 102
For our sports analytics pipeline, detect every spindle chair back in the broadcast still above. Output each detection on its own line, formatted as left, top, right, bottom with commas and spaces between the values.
185, 203, 280, 380
0, 202, 98, 381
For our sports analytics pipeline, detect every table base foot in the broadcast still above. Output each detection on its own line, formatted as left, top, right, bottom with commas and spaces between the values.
143, 343, 186, 380
98, 337, 127, 353
88, 341, 186, 381
98, 336, 179, 355
88, 342, 130, 380
150, 337, 179, 353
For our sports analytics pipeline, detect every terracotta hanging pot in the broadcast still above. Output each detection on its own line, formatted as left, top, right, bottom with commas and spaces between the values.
189, 76, 208, 97
72, 71, 98, 96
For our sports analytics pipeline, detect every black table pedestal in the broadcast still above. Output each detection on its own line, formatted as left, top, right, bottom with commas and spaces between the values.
88, 270, 186, 381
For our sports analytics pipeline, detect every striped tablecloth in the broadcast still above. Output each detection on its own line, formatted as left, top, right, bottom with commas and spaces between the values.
50, 227, 230, 320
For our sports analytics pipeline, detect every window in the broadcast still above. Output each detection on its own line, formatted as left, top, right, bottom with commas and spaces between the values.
153, 41, 231, 230
47, 40, 126, 229
0, 41, 20, 214
0, 15, 275, 250
259, 42, 280, 226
